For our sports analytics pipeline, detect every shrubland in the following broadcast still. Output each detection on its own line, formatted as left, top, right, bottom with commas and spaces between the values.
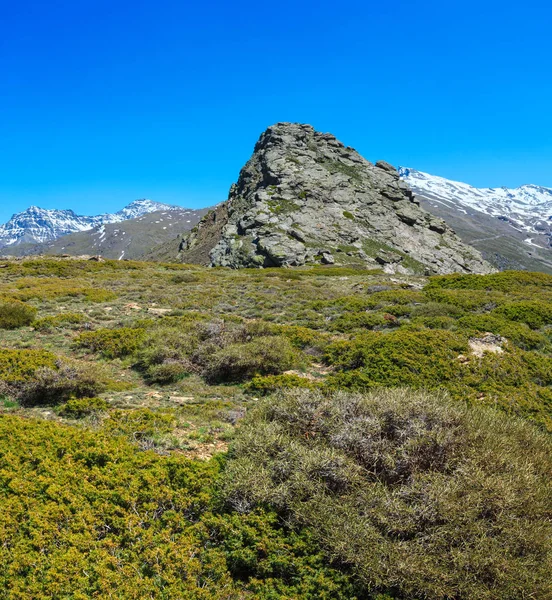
1, 257, 552, 598
223, 389, 552, 599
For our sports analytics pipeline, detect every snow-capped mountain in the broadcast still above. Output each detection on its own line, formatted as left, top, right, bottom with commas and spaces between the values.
0, 200, 180, 248
399, 167, 552, 234
399, 167, 552, 274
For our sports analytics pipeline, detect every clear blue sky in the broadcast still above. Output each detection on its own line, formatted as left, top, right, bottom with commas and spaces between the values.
1, 0, 551, 222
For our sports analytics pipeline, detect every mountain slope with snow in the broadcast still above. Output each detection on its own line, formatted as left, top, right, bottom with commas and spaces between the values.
2, 207, 211, 260
399, 168, 552, 234
399, 168, 552, 273
0, 200, 181, 248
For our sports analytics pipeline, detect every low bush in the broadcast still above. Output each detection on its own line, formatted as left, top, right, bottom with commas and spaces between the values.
493, 300, 552, 329
0, 414, 365, 598
17, 360, 108, 406
0, 348, 58, 383
204, 336, 299, 383
57, 396, 109, 418
426, 269, 552, 291
324, 329, 552, 430
135, 320, 305, 385
75, 327, 147, 359
270, 324, 332, 351
0, 300, 37, 329
409, 301, 464, 318
245, 374, 319, 395
33, 312, 87, 331
457, 313, 548, 350
324, 329, 468, 388
83, 288, 117, 302
423, 287, 508, 311
170, 272, 200, 284
223, 388, 552, 599
329, 312, 388, 332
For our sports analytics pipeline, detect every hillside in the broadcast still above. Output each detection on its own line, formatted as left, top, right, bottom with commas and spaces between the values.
400, 167, 552, 273
164, 123, 493, 275
0, 200, 185, 250
3, 208, 210, 260
0, 257, 551, 598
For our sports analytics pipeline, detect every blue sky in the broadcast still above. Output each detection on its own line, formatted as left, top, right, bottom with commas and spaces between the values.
1, 0, 551, 222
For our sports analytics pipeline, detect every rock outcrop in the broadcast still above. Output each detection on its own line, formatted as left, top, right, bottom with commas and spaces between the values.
178, 123, 494, 274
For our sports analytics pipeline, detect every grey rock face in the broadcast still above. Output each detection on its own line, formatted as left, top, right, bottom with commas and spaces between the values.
180, 123, 494, 274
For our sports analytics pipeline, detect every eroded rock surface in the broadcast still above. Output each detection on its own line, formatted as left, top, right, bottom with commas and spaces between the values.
179, 123, 494, 274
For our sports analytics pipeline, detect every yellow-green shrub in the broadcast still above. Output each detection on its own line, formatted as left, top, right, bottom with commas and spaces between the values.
57, 396, 109, 418
0, 414, 364, 598
33, 312, 87, 331
17, 360, 108, 406
0, 348, 57, 383
75, 327, 147, 359
457, 314, 548, 349
204, 336, 300, 383
324, 329, 468, 388
493, 300, 552, 329
245, 374, 319, 395
0, 300, 37, 329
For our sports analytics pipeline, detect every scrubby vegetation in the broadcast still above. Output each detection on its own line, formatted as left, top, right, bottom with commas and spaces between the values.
223, 389, 552, 599
0, 299, 37, 329
1, 257, 552, 597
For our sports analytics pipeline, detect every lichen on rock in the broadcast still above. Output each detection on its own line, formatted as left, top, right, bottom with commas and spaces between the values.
178, 123, 494, 274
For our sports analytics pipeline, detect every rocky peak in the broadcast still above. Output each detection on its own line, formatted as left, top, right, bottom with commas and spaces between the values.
178, 122, 494, 274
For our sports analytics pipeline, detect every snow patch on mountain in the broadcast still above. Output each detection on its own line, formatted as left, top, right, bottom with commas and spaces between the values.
0, 199, 181, 248
399, 167, 552, 234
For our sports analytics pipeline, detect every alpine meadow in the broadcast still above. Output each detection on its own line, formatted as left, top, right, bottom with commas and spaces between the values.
2, 2, 552, 595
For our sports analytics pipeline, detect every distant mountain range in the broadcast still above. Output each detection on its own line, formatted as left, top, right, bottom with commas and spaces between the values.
0, 200, 180, 248
399, 168, 552, 273
0, 200, 210, 260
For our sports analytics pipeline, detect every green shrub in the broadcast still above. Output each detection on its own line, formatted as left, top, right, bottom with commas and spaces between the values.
0, 300, 37, 329
146, 360, 194, 384
331, 312, 397, 332
204, 336, 299, 383
324, 329, 552, 430
427, 269, 552, 291
0, 348, 57, 383
245, 374, 318, 395
170, 272, 200, 284
457, 314, 548, 350
135, 320, 304, 386
270, 325, 332, 350
324, 329, 468, 388
33, 312, 87, 331
0, 414, 364, 598
223, 388, 552, 599
83, 288, 117, 303
17, 360, 108, 407
423, 287, 508, 311
134, 326, 201, 383
57, 396, 109, 418
102, 408, 176, 439
409, 316, 457, 330
493, 300, 552, 329
409, 301, 465, 318
75, 327, 147, 359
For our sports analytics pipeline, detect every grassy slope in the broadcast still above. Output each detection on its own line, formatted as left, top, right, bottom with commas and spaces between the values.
1, 258, 552, 598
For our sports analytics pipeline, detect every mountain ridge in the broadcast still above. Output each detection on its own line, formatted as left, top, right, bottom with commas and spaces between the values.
0, 199, 183, 249
399, 167, 552, 273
